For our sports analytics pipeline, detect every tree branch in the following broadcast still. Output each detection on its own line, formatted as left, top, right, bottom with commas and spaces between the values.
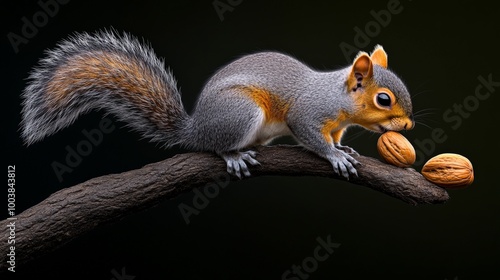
0, 145, 448, 271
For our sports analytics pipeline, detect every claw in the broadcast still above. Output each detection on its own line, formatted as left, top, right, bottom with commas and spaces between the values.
351, 169, 358, 177
241, 153, 261, 166
246, 150, 258, 157
221, 150, 260, 178
233, 161, 242, 178
226, 161, 233, 175
335, 144, 360, 156
338, 162, 349, 179
327, 149, 359, 179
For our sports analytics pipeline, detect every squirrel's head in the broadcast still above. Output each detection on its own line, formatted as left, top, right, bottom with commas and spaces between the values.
347, 45, 414, 133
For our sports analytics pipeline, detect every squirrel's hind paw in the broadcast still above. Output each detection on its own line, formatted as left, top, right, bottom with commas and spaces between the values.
221, 150, 260, 179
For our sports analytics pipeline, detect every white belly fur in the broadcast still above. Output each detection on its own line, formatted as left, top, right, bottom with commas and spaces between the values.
234, 111, 292, 149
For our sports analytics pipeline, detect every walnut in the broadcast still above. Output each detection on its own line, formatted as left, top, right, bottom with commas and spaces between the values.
377, 131, 416, 168
421, 153, 474, 188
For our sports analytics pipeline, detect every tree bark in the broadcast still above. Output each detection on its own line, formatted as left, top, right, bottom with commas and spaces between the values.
0, 145, 449, 271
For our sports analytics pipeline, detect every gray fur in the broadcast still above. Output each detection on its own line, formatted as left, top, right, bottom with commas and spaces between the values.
184, 52, 355, 152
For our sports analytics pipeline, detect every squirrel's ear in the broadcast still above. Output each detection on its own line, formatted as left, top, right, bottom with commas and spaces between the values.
352, 52, 373, 78
370, 45, 388, 68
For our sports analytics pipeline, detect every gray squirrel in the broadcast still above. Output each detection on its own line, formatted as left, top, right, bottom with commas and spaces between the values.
20, 30, 414, 178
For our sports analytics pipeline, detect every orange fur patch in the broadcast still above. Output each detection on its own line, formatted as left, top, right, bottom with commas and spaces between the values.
235, 86, 290, 123
45, 51, 180, 128
370, 47, 388, 68
331, 128, 346, 144
47, 52, 168, 107
321, 111, 348, 143
350, 81, 385, 125
350, 84, 412, 131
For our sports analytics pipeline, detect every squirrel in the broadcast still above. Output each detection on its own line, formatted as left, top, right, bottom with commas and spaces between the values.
20, 30, 414, 179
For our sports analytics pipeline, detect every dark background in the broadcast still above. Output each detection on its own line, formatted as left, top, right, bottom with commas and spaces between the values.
3, 0, 499, 279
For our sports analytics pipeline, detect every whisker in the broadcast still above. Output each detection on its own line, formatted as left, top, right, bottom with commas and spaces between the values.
413, 108, 439, 125
414, 107, 438, 113
343, 129, 367, 143
415, 121, 434, 130
414, 112, 438, 119
411, 89, 434, 99
410, 78, 434, 99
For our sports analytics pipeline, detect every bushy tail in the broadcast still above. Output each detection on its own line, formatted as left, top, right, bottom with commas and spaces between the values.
21, 30, 189, 146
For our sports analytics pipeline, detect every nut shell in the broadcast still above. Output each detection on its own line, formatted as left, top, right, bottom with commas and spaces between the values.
377, 131, 416, 167
421, 153, 474, 188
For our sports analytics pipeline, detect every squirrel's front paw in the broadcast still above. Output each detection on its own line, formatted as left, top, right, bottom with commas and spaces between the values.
220, 150, 260, 179
334, 144, 359, 156
327, 150, 360, 179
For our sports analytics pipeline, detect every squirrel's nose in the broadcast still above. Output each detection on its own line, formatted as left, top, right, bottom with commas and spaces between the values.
404, 114, 415, 130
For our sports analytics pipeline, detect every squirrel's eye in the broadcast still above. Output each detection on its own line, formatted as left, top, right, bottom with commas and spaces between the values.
376, 92, 392, 108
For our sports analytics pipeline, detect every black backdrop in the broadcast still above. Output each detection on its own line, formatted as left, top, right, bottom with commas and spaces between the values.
3, 0, 499, 279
